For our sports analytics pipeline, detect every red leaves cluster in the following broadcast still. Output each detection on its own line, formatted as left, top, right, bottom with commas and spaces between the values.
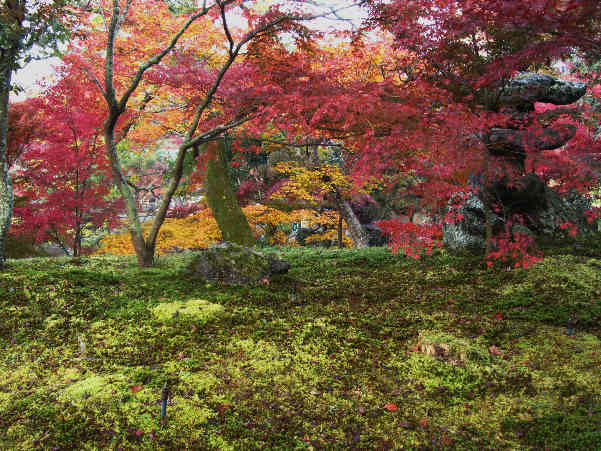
486, 231, 543, 269
377, 219, 442, 259
10, 61, 123, 255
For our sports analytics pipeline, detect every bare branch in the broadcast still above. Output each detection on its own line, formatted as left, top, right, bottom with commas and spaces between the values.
217, 0, 235, 56
185, 115, 256, 149
82, 66, 106, 97
116, 0, 134, 34
104, 0, 121, 107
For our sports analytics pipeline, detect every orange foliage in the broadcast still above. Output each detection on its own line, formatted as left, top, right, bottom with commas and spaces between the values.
95, 204, 352, 255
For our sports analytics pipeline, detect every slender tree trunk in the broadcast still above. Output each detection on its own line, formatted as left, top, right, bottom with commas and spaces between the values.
337, 214, 344, 248
104, 120, 154, 266
483, 151, 493, 256
0, 52, 15, 270
484, 203, 494, 256
333, 192, 368, 248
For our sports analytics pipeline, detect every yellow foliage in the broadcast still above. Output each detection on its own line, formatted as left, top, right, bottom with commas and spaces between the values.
271, 163, 362, 204
95, 204, 352, 255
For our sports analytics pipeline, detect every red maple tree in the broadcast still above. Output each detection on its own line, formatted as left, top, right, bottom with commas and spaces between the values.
11, 62, 123, 256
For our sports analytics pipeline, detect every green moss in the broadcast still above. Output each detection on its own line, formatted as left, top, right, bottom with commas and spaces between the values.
417, 330, 492, 364
59, 375, 116, 405
44, 313, 66, 330
5, 234, 48, 259
1, 248, 601, 449
151, 298, 224, 322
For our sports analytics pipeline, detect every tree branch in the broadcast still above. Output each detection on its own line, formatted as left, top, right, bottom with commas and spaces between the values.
117, 1, 222, 112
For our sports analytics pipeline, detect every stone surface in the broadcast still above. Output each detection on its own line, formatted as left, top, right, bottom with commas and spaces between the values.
443, 176, 598, 250
445, 72, 596, 251
186, 241, 290, 285
497, 72, 587, 111
485, 124, 577, 161
482, 73, 586, 168
443, 192, 502, 250
364, 223, 389, 247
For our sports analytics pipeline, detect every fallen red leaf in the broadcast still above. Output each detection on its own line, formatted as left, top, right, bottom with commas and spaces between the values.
218, 404, 231, 414
494, 312, 503, 321
130, 385, 141, 393
441, 435, 453, 446
135, 429, 143, 437
419, 417, 429, 427
383, 402, 398, 411
489, 345, 502, 356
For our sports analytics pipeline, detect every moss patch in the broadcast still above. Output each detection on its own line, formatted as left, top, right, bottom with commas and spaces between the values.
0, 248, 600, 449
151, 298, 224, 322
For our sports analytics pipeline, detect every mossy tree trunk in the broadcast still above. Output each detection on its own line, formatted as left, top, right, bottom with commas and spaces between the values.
204, 139, 255, 247
0, 46, 16, 270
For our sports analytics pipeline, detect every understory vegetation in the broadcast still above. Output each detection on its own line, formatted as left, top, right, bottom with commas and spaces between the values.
1, 247, 601, 450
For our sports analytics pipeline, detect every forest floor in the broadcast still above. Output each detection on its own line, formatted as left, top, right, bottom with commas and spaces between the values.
1, 247, 601, 450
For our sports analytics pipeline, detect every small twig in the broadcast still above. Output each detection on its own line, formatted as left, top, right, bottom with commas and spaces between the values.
161, 382, 169, 423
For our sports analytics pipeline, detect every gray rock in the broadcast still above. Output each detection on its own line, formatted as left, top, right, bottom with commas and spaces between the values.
442, 192, 503, 250
364, 223, 388, 247
497, 73, 587, 111
485, 124, 577, 161
186, 242, 290, 285
446, 72, 595, 251
443, 179, 598, 251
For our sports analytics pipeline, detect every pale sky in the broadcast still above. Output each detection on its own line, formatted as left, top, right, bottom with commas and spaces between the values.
12, 58, 61, 101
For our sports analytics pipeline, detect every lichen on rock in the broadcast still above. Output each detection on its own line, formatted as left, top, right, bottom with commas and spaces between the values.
185, 241, 290, 285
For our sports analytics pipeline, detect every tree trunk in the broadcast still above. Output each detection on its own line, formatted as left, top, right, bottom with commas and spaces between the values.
334, 193, 368, 248
483, 203, 494, 256
131, 232, 155, 267
104, 119, 153, 266
204, 139, 255, 247
0, 53, 15, 270
337, 214, 344, 248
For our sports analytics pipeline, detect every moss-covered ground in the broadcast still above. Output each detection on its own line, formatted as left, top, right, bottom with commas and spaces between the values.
1, 247, 600, 450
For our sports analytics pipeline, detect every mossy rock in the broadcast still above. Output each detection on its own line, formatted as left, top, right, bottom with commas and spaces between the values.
186, 241, 290, 285
151, 298, 224, 322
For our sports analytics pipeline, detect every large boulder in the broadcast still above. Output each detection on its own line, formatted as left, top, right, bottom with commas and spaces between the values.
445, 72, 596, 251
443, 177, 598, 251
443, 192, 503, 250
186, 242, 290, 285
